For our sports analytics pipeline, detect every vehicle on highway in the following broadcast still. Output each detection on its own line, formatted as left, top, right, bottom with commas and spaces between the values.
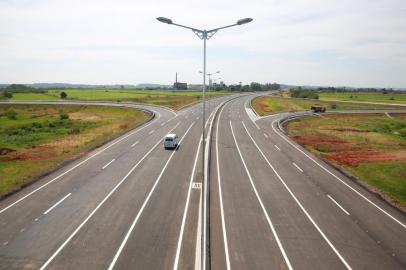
164, 133, 178, 149
311, 105, 326, 113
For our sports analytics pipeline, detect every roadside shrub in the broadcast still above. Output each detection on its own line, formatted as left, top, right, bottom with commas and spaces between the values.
5, 109, 18, 120
330, 104, 337, 109
315, 145, 331, 153
60, 91, 67, 99
68, 128, 81, 134
32, 122, 42, 128
60, 113, 69, 120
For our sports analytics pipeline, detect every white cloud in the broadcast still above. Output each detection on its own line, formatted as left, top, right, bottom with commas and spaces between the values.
0, 0, 405, 87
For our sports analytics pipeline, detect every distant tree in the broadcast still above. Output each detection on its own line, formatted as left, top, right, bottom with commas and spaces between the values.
250, 82, 262, 91
2, 91, 13, 98
60, 91, 67, 99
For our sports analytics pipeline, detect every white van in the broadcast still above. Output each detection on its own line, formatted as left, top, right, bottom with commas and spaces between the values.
164, 133, 178, 149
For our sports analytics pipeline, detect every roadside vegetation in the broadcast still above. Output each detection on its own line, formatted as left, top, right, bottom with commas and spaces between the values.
0, 104, 149, 197
6, 89, 229, 109
286, 113, 406, 207
252, 95, 405, 116
319, 92, 406, 105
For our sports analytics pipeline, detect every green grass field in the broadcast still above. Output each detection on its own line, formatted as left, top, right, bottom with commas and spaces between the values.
319, 92, 406, 105
10, 89, 230, 109
286, 113, 406, 206
0, 104, 149, 197
252, 96, 405, 116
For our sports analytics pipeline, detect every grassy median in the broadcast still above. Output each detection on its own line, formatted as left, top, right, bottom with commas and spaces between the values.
10, 89, 230, 109
0, 104, 149, 197
252, 96, 405, 116
286, 113, 406, 207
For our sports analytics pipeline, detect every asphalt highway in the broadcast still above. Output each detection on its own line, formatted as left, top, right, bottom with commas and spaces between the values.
0, 96, 405, 269
210, 96, 406, 270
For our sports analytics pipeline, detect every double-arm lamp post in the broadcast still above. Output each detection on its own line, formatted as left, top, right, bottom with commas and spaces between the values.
156, 16, 252, 270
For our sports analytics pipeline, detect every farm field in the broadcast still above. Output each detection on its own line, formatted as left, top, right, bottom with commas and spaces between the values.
9, 89, 230, 109
0, 104, 149, 197
319, 92, 406, 105
286, 113, 406, 207
252, 96, 405, 116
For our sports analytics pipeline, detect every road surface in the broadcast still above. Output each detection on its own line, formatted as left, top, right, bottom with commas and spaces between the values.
0, 96, 405, 269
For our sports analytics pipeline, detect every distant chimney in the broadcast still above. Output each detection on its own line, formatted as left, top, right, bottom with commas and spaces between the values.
175, 72, 178, 83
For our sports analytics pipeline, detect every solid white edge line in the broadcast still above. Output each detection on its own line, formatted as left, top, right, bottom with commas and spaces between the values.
195, 185, 202, 270
0, 112, 157, 215
39, 122, 181, 270
108, 122, 195, 270
215, 105, 231, 270
242, 121, 352, 270
173, 136, 202, 270
43, 193, 71, 215
148, 129, 155, 134
292, 162, 303, 173
264, 133, 269, 138
274, 145, 281, 151
102, 159, 116, 170
271, 119, 406, 229
231, 121, 293, 270
327, 195, 350, 216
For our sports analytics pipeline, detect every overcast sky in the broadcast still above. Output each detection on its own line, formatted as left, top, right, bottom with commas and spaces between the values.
1, 0, 405, 88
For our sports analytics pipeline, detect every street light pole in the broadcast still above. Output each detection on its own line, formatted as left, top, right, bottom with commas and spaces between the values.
156, 17, 252, 270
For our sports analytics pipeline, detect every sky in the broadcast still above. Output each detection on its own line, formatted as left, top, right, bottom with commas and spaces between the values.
1, 0, 406, 88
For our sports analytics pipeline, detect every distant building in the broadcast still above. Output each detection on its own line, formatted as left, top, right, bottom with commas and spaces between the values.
173, 72, 188, 90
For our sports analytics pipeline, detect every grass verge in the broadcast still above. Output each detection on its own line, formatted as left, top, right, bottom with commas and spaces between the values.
286, 113, 406, 207
0, 104, 149, 197
252, 95, 406, 116
10, 89, 230, 109
319, 92, 406, 105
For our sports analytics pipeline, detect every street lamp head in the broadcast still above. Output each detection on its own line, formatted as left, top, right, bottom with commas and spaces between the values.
157, 17, 173, 24
237, 18, 253, 25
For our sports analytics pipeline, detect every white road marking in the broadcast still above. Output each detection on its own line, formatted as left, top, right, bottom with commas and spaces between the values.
242, 121, 352, 270
20, 228, 25, 233
196, 117, 200, 120
0, 115, 157, 215
271, 119, 406, 229
328, 195, 350, 216
161, 122, 165, 126
274, 145, 281, 151
215, 105, 231, 270
39, 123, 181, 270
192, 183, 202, 189
130, 141, 139, 147
173, 136, 202, 270
292, 162, 303, 173
148, 129, 155, 135
43, 193, 71, 215
108, 123, 194, 270
194, 188, 202, 270
3, 241, 8, 246
35, 218, 39, 222
264, 133, 268, 138
385, 112, 393, 119
231, 121, 293, 270
102, 159, 116, 170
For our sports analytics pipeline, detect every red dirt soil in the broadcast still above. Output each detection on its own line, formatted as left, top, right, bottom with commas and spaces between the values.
293, 135, 406, 166
328, 151, 406, 166
257, 97, 272, 113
